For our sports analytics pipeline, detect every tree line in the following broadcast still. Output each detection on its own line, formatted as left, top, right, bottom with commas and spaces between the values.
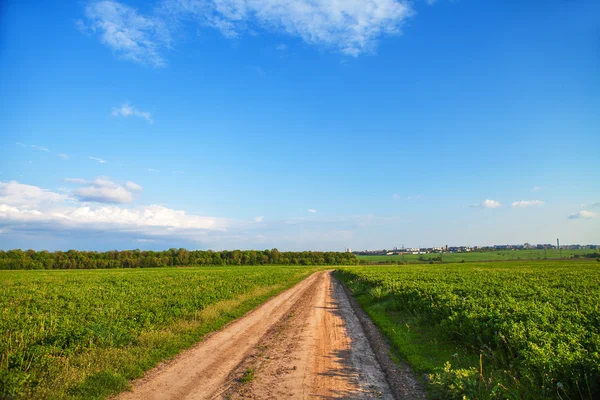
0, 248, 359, 270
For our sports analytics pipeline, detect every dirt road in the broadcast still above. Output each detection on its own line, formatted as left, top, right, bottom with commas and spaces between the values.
117, 271, 425, 400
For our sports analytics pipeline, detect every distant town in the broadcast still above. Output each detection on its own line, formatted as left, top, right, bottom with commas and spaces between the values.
351, 242, 599, 256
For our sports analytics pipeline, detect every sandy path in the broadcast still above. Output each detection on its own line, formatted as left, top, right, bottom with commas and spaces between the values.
117, 271, 424, 400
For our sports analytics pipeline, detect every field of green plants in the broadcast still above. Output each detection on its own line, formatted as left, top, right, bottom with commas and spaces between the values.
357, 248, 596, 264
336, 260, 600, 399
0, 266, 319, 399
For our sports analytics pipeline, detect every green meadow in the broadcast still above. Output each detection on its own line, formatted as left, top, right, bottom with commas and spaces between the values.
336, 260, 600, 399
357, 248, 597, 263
0, 266, 319, 399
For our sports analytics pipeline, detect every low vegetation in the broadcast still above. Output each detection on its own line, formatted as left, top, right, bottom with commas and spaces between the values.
336, 260, 600, 399
0, 266, 320, 398
240, 367, 255, 383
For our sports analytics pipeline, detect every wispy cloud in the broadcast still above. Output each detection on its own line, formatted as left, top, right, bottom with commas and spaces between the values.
248, 65, 265, 76
308, 209, 317, 213
111, 103, 153, 123
532, 186, 541, 191
136, 238, 156, 243
81, 0, 170, 67
471, 199, 502, 209
392, 194, 423, 200
30, 145, 50, 152
512, 200, 544, 208
64, 178, 88, 184
275, 43, 288, 51
254, 216, 264, 223
80, 0, 420, 67
147, 168, 160, 173
89, 156, 107, 164
17, 142, 69, 160
164, 0, 414, 57
16, 142, 50, 152
568, 211, 597, 220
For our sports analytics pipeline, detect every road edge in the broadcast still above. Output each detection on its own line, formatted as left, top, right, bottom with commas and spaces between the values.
334, 272, 428, 400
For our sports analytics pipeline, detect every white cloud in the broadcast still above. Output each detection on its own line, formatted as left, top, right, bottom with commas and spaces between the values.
67, 178, 143, 204
92, 178, 114, 187
532, 186, 541, 191
254, 216, 264, 223
308, 209, 317, 213
58, 153, 69, 160
568, 211, 597, 220
0, 181, 410, 249
0, 178, 228, 233
83, 0, 170, 67
471, 199, 502, 209
74, 186, 134, 204
111, 103, 153, 123
147, 168, 160, 172
0, 203, 227, 231
89, 156, 107, 164
165, 0, 414, 56
125, 181, 143, 191
512, 200, 544, 208
0, 181, 69, 208
0, 181, 228, 237
275, 43, 288, 51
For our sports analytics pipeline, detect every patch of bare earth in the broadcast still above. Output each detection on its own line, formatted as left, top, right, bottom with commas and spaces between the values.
116, 271, 426, 400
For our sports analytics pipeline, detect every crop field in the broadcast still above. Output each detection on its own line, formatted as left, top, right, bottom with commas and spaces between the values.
357, 248, 596, 264
336, 260, 600, 399
0, 266, 320, 399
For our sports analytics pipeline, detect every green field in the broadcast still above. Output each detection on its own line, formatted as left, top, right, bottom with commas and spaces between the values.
0, 266, 320, 399
357, 248, 597, 263
336, 260, 600, 399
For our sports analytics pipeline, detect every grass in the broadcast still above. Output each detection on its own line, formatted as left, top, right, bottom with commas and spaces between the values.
357, 248, 597, 264
336, 260, 600, 399
0, 266, 324, 399
240, 367, 255, 383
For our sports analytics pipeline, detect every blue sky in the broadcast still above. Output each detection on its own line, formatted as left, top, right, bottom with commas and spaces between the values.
1, 0, 599, 251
